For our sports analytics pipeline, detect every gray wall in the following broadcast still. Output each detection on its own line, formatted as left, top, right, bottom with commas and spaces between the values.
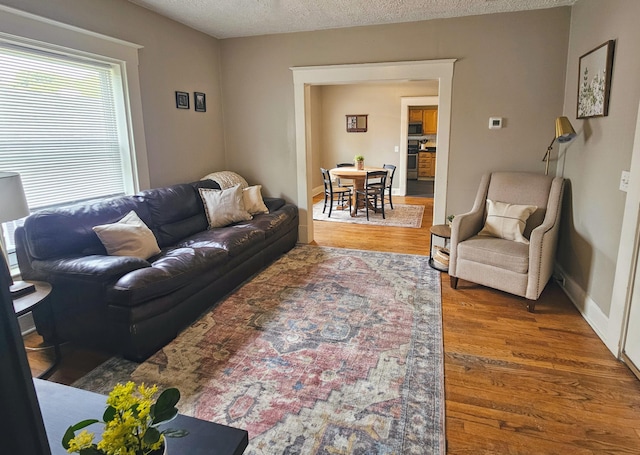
558, 0, 640, 316
219, 8, 571, 205
0, 0, 226, 189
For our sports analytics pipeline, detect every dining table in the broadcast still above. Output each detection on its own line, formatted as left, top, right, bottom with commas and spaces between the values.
329, 166, 387, 217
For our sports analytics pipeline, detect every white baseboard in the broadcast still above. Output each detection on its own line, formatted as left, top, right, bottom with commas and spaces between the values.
554, 264, 615, 355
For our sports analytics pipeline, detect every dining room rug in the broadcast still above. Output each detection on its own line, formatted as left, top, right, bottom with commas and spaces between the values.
313, 201, 424, 228
73, 245, 444, 455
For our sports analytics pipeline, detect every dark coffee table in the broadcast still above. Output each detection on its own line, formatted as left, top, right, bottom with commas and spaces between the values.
34, 379, 248, 455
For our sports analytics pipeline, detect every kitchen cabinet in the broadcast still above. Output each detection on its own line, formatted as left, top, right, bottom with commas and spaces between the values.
408, 108, 438, 134
418, 152, 436, 178
409, 109, 423, 123
423, 108, 438, 134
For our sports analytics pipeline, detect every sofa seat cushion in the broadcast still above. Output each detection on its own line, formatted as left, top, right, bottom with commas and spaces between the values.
176, 226, 265, 257
234, 204, 298, 239
109, 246, 228, 306
458, 235, 529, 274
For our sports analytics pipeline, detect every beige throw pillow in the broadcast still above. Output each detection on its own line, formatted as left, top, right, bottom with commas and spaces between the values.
199, 184, 253, 228
92, 211, 161, 259
243, 185, 269, 215
479, 199, 537, 244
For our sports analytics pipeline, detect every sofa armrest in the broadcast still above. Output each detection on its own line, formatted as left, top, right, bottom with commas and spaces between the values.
31, 255, 150, 282
263, 197, 286, 212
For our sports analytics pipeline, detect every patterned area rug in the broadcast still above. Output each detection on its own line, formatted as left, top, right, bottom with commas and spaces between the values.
313, 201, 424, 228
74, 245, 444, 454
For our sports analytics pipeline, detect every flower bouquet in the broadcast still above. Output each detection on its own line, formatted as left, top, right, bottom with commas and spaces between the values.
62, 382, 188, 455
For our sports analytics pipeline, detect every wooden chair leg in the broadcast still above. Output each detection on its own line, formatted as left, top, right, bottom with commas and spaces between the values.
450, 276, 458, 289
527, 301, 536, 313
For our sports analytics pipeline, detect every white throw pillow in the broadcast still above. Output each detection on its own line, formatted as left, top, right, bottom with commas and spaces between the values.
478, 199, 538, 244
243, 185, 269, 215
199, 184, 253, 228
92, 211, 161, 259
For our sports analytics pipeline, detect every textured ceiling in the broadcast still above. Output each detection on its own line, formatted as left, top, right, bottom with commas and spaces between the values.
128, 0, 576, 39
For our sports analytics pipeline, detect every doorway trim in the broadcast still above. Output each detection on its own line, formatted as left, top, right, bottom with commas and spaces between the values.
292, 59, 456, 243
608, 95, 640, 357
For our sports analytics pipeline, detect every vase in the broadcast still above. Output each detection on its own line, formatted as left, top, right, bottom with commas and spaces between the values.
148, 441, 167, 455
355, 160, 364, 170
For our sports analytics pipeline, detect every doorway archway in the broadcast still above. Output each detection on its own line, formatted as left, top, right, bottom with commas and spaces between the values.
292, 59, 456, 243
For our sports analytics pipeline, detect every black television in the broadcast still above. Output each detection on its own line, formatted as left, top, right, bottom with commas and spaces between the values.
0, 252, 51, 454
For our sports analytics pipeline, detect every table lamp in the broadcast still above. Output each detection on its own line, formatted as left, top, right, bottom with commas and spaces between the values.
542, 116, 576, 175
0, 172, 32, 297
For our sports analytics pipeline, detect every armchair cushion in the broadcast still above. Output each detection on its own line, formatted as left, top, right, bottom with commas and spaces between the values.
478, 199, 537, 244
457, 235, 529, 274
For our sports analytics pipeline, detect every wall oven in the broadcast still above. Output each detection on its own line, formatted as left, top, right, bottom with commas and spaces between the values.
407, 140, 419, 180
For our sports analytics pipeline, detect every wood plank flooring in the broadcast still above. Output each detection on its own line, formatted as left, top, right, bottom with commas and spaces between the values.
27, 194, 640, 453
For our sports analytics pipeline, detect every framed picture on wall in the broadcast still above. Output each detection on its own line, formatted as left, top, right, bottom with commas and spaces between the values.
194, 92, 206, 112
175, 91, 190, 109
577, 40, 615, 119
346, 114, 368, 132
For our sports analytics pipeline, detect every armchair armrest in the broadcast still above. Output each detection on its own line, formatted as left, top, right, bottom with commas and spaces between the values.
449, 174, 491, 276
526, 177, 565, 299
31, 255, 150, 283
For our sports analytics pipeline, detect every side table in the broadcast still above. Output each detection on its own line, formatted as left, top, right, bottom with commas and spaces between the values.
13, 281, 60, 379
429, 224, 451, 272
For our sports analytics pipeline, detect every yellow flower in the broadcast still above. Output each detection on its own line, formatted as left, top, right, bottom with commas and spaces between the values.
66, 430, 94, 453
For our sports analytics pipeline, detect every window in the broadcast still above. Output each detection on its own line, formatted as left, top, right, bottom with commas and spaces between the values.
0, 41, 135, 268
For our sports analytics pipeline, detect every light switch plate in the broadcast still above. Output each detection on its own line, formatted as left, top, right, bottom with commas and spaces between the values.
620, 170, 630, 192
489, 117, 502, 129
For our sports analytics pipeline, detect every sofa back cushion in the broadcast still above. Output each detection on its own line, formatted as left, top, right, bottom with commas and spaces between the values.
138, 180, 220, 247
24, 195, 150, 260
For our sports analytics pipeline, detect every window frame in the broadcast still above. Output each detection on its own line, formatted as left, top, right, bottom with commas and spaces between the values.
0, 5, 149, 273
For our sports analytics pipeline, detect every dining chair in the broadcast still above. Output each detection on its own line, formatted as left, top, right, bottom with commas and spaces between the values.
321, 167, 351, 217
335, 162, 354, 206
355, 170, 387, 220
367, 164, 396, 210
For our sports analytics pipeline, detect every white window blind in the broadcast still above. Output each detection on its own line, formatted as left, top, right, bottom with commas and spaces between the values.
0, 42, 129, 211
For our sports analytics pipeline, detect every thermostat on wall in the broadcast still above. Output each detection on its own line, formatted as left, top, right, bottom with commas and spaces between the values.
489, 117, 503, 129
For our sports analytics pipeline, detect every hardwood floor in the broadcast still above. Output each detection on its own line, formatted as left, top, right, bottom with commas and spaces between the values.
27, 194, 640, 453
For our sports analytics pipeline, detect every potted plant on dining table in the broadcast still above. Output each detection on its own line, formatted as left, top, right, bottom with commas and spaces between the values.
354, 155, 364, 170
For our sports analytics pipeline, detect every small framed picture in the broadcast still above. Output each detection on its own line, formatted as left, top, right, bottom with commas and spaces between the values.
194, 92, 206, 112
346, 114, 368, 132
175, 91, 189, 109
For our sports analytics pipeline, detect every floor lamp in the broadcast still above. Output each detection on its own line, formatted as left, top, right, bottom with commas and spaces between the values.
0, 172, 31, 296
542, 116, 576, 175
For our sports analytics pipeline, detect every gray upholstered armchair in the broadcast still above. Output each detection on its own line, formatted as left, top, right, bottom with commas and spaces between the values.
449, 172, 565, 311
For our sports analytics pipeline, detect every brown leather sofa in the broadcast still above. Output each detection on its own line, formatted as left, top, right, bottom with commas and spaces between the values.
15, 179, 298, 361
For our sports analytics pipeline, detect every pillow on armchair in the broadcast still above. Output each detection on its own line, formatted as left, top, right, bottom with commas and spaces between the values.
478, 199, 537, 244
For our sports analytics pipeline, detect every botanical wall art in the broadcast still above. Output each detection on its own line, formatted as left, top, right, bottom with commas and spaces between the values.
577, 40, 615, 119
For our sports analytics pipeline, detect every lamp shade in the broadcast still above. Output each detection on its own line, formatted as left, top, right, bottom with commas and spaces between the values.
0, 172, 29, 224
555, 116, 577, 144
